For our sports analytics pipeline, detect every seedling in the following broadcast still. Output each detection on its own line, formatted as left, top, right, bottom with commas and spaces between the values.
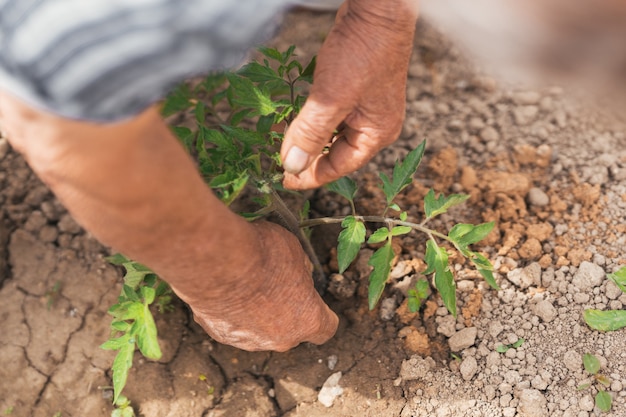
495, 338, 524, 353
577, 353, 612, 413
198, 374, 215, 396
100, 46, 497, 414
3, 407, 13, 415
45, 281, 62, 310
101, 254, 172, 405
584, 266, 626, 331
111, 395, 135, 417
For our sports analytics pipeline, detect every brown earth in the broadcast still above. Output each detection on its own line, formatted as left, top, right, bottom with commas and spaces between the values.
2, 8, 626, 417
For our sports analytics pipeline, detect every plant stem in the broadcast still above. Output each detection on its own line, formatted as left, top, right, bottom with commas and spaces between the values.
268, 190, 327, 293
300, 216, 452, 244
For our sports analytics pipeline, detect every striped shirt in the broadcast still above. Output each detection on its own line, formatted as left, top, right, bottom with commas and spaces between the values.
0, 0, 329, 122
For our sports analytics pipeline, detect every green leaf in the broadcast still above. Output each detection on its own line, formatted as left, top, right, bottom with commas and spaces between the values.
172, 126, 194, 152
209, 170, 249, 205
424, 190, 470, 219
281, 45, 296, 64
367, 243, 395, 310
101, 335, 131, 351
256, 114, 275, 134
368, 227, 390, 244
584, 309, 626, 332
389, 203, 401, 212
226, 74, 278, 116
111, 321, 131, 332
237, 61, 284, 83
399, 212, 408, 221
326, 176, 358, 203
298, 56, 316, 83
379, 141, 426, 205
110, 333, 135, 404
469, 252, 500, 290
449, 222, 495, 248
106, 253, 130, 265
607, 266, 626, 293
424, 240, 457, 317
161, 84, 192, 117
258, 46, 283, 62
408, 279, 431, 313
128, 303, 162, 360
122, 285, 139, 302
511, 338, 525, 348
337, 216, 366, 273
391, 225, 412, 237
140, 286, 156, 305
496, 344, 510, 353
583, 353, 601, 375
577, 382, 591, 391
595, 390, 612, 412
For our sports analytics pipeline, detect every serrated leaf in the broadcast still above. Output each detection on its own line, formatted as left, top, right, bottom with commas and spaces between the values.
161, 84, 192, 117
424, 190, 470, 219
391, 225, 412, 236
298, 55, 316, 83
583, 353, 601, 375
226, 74, 278, 116
337, 216, 366, 273
258, 46, 283, 62
595, 390, 612, 412
129, 303, 162, 360
607, 266, 626, 293
583, 309, 626, 332
368, 227, 390, 244
379, 141, 426, 205
172, 126, 194, 152
100, 335, 131, 351
469, 252, 500, 290
122, 285, 139, 302
110, 334, 134, 404
111, 321, 131, 332
425, 240, 457, 317
326, 177, 358, 202
237, 61, 284, 83
367, 242, 395, 310
449, 222, 495, 248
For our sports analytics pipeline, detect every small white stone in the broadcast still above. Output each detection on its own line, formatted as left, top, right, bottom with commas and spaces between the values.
572, 262, 605, 291
448, 327, 478, 352
533, 300, 557, 323
527, 188, 550, 206
318, 372, 343, 407
460, 357, 478, 381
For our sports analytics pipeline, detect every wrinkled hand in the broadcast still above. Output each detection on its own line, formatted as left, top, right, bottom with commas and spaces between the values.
180, 221, 339, 352
281, 0, 418, 190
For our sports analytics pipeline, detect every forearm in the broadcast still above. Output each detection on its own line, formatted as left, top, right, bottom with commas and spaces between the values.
2, 99, 260, 305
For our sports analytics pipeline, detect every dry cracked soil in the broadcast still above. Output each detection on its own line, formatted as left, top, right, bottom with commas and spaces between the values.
1, 9, 626, 417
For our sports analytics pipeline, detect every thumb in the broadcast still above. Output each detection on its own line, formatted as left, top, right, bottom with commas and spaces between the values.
281, 98, 347, 175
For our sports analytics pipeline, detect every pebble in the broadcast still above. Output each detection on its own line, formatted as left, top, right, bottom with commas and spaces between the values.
578, 394, 594, 412
527, 187, 550, 206
327, 355, 338, 371
506, 263, 542, 289
380, 297, 396, 321
572, 261, 605, 291
563, 350, 581, 372
533, 300, 557, 323
514, 106, 539, 126
317, 372, 343, 407
57, 214, 82, 235
399, 355, 435, 381
480, 126, 499, 142
513, 91, 541, 105
517, 389, 547, 417
605, 281, 622, 300
448, 327, 478, 352
460, 356, 478, 381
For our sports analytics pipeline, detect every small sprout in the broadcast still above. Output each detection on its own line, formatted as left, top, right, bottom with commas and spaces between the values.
199, 374, 215, 395
584, 266, 626, 332
450, 353, 462, 363
579, 353, 613, 413
496, 338, 525, 353
3, 407, 14, 415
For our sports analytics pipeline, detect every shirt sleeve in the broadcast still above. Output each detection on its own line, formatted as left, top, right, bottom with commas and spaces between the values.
0, 0, 295, 122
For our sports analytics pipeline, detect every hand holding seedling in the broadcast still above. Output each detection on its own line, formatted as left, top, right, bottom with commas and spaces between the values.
282, 0, 418, 190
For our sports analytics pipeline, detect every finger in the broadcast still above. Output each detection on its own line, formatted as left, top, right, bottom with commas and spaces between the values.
283, 128, 386, 190
281, 96, 349, 175
305, 304, 339, 345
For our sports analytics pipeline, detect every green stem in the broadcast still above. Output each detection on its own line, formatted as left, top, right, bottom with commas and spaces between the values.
300, 215, 452, 244
268, 190, 327, 292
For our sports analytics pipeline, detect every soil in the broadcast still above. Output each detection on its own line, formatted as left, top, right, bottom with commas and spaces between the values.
2, 9, 626, 417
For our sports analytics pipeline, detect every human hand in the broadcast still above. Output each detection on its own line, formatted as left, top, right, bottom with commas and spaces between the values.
180, 221, 339, 352
281, 0, 418, 190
